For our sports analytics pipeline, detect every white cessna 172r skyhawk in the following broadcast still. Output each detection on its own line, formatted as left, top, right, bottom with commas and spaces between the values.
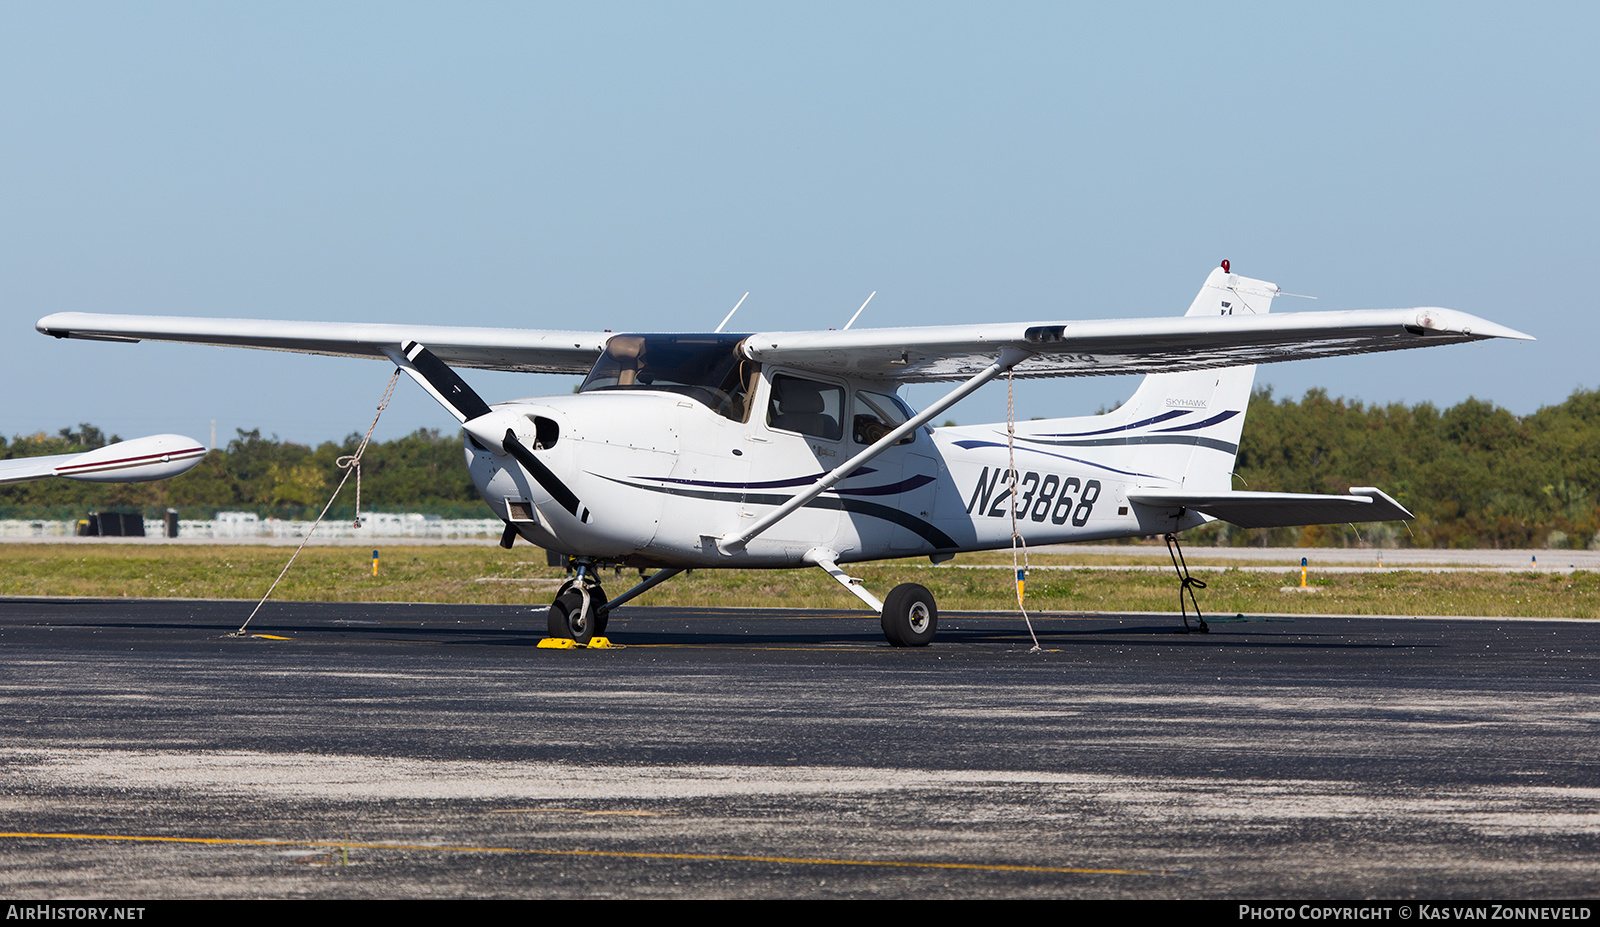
37, 264, 1531, 645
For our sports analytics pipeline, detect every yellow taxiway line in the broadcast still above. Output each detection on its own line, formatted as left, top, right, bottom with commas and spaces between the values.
0, 830, 1160, 877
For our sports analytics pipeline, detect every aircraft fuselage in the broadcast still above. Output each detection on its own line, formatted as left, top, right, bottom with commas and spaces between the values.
466, 376, 1207, 569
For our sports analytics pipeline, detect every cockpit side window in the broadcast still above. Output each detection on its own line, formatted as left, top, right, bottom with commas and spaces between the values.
767, 374, 844, 441
853, 389, 917, 446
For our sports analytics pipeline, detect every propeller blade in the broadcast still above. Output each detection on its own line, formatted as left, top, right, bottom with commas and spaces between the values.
502, 428, 588, 522
395, 341, 493, 422
389, 340, 590, 524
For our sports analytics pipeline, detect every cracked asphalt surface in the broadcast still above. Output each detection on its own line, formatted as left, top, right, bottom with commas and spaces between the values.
0, 598, 1595, 898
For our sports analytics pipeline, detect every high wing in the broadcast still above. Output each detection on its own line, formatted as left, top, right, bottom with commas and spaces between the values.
35, 314, 610, 375
38, 306, 1530, 382
742, 307, 1533, 382
1128, 487, 1413, 529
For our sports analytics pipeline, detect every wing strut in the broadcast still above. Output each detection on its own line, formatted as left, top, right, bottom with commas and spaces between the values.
721, 347, 1032, 552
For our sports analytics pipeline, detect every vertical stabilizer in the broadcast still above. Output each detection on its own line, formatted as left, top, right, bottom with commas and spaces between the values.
1114, 265, 1278, 488
1000, 265, 1280, 490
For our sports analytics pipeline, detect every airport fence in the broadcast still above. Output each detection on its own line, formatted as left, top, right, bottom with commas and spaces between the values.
0, 507, 503, 540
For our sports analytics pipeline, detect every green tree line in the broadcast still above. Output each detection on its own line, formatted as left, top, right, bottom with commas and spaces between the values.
3, 386, 1598, 548
1218, 386, 1600, 549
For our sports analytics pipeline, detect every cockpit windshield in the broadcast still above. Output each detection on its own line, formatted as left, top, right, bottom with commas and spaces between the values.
579, 333, 753, 421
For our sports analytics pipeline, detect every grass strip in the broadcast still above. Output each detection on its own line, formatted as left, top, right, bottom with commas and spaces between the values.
0, 543, 1594, 619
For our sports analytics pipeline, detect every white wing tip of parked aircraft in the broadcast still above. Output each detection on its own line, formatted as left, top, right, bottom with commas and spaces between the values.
0, 434, 208, 486
1410, 307, 1534, 342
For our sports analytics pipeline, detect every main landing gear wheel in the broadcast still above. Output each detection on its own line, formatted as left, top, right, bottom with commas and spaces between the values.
881, 583, 937, 647
548, 584, 608, 644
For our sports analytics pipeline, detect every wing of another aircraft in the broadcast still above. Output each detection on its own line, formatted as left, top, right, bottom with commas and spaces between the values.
1128, 487, 1413, 528
0, 452, 82, 485
0, 435, 207, 485
36, 314, 611, 375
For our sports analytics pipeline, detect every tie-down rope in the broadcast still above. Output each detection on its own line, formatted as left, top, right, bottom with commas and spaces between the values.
1005, 370, 1042, 652
228, 369, 401, 637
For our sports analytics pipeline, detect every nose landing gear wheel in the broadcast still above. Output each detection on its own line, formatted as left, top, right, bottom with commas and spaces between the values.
548, 585, 609, 644
881, 583, 937, 647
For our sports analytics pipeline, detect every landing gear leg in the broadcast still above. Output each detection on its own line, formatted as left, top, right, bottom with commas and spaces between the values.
1164, 533, 1208, 634
548, 559, 608, 644
810, 556, 936, 647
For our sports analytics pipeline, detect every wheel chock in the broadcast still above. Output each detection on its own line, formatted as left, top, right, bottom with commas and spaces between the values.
536, 637, 617, 649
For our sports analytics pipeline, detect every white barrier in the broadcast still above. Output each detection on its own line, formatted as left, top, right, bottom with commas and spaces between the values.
0, 512, 503, 540
0, 520, 77, 538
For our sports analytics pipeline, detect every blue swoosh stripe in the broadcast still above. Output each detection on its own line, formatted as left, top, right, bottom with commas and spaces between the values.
1153, 410, 1240, 433
646, 466, 878, 491
949, 440, 1162, 479
1012, 434, 1240, 454
1033, 409, 1189, 437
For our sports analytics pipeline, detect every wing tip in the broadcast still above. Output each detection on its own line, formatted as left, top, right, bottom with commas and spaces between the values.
1348, 486, 1415, 520
1415, 308, 1534, 342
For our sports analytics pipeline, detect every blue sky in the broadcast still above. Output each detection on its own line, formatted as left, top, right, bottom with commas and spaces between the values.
3, 2, 1594, 446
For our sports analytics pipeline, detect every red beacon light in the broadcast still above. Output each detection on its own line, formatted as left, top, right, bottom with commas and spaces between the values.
1221, 259, 1231, 273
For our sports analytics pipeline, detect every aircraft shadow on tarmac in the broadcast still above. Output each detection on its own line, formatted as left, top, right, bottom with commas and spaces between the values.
0, 598, 1432, 653
212, 616, 1432, 653
585, 619, 1428, 651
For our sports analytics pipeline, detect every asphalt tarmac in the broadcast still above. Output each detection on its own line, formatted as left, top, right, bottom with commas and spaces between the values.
0, 597, 1595, 899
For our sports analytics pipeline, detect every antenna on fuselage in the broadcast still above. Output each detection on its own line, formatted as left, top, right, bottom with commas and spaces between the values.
842, 291, 876, 330
714, 293, 749, 333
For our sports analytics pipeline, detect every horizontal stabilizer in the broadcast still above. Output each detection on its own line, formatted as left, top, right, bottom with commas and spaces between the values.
1128, 487, 1412, 529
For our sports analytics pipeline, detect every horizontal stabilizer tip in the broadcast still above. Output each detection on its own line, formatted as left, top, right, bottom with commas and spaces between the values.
1128, 487, 1412, 529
